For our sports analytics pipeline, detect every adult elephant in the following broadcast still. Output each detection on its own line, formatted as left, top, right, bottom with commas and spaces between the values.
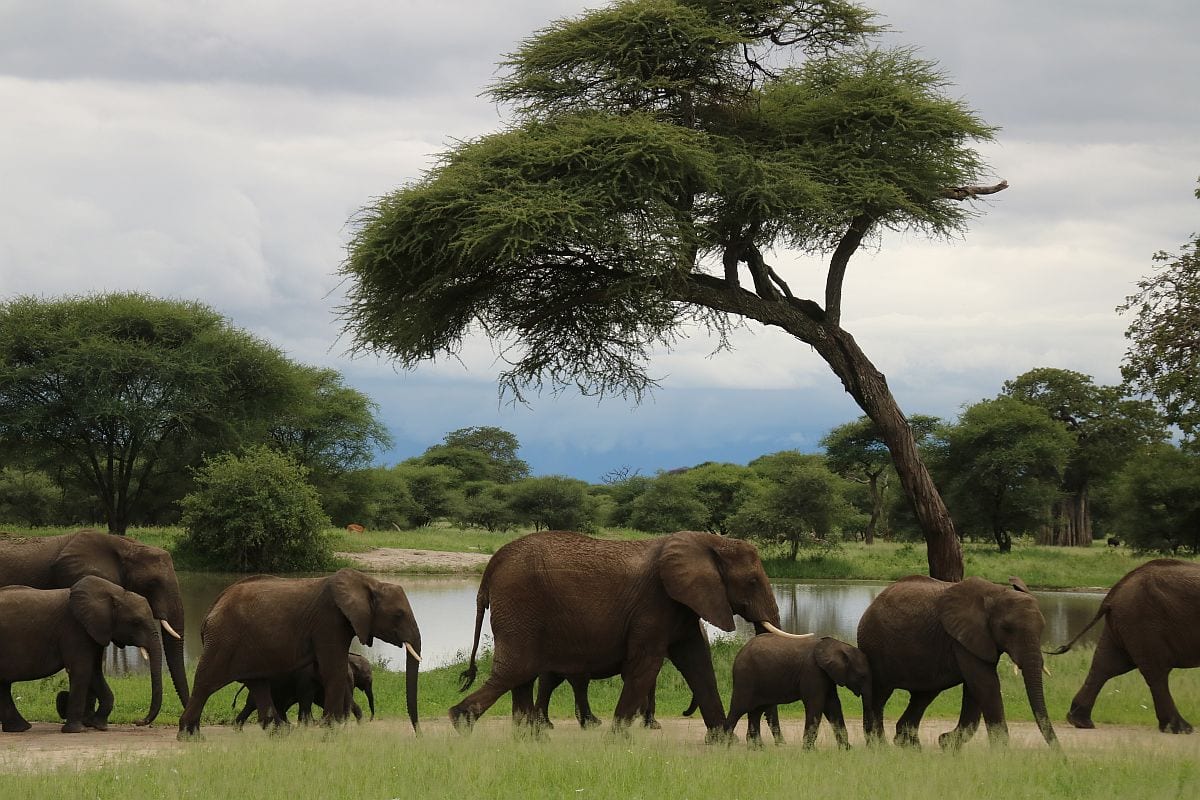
450, 530, 801, 738
1051, 559, 1200, 733
857, 575, 1058, 749
0, 576, 163, 733
0, 530, 189, 710
233, 652, 376, 728
178, 569, 420, 736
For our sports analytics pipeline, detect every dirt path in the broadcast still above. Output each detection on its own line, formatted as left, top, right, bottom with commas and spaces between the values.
4, 715, 1198, 773
336, 547, 490, 572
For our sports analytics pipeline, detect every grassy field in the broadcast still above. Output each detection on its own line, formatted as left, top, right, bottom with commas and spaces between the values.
3, 724, 1199, 800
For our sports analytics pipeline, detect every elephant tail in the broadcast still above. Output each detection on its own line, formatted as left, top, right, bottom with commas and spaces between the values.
231, 683, 247, 709
458, 580, 490, 693
681, 694, 699, 717
1045, 604, 1109, 656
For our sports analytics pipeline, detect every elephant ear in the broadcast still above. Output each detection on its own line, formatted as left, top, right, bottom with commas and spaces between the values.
331, 569, 376, 646
814, 637, 855, 688
53, 530, 123, 587
937, 577, 999, 663
69, 575, 119, 647
1008, 576, 1031, 594
658, 532, 735, 632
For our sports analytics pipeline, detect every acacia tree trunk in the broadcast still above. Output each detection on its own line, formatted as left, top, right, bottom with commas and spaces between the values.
678, 275, 965, 581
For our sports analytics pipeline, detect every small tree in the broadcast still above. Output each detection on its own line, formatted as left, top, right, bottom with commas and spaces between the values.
1109, 443, 1200, 554
0, 467, 57, 527
936, 398, 1073, 553
178, 446, 333, 572
679, 462, 757, 535
506, 475, 596, 531
450, 481, 519, 532
732, 454, 858, 559
628, 473, 709, 533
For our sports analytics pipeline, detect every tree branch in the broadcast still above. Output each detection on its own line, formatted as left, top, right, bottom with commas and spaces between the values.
940, 180, 1009, 201
825, 214, 873, 327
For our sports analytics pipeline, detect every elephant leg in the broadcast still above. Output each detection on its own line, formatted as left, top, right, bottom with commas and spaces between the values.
894, 690, 938, 748
864, 684, 893, 746
958, 657, 1008, 746
351, 699, 364, 723
569, 676, 602, 729
1068, 629, 1134, 729
766, 705, 784, 746
641, 677, 659, 730
666, 633, 725, 738
246, 681, 285, 730
0, 683, 31, 733
61, 662, 96, 733
533, 674, 562, 729
615, 655, 666, 734
1140, 666, 1193, 734
745, 708, 764, 748
939, 686, 982, 750
511, 678, 546, 736
178, 654, 230, 737
823, 687, 850, 750
88, 667, 115, 731
450, 666, 537, 732
234, 696, 256, 730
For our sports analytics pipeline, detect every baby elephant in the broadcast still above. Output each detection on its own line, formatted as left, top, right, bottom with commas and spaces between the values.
725, 634, 872, 749
234, 652, 375, 728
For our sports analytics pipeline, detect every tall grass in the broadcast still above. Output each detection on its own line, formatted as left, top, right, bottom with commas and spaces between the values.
3, 724, 1199, 799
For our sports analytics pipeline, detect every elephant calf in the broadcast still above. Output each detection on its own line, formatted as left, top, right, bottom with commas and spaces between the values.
724, 633, 871, 749
234, 652, 376, 728
0, 576, 166, 733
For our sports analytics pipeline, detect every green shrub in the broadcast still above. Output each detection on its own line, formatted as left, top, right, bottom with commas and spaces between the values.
177, 446, 333, 572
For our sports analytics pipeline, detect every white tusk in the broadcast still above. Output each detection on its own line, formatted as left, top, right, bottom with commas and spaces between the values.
762, 621, 814, 640
139, 647, 150, 662
1043, 665, 1052, 677
160, 619, 182, 640
404, 642, 422, 663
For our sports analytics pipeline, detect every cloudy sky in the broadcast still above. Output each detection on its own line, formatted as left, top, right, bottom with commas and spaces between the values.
2, 0, 1197, 481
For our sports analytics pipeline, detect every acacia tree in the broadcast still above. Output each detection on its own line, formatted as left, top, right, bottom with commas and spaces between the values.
821, 414, 939, 544
340, 1, 1007, 580
1001, 368, 1164, 546
1119, 178, 1200, 444
0, 293, 298, 533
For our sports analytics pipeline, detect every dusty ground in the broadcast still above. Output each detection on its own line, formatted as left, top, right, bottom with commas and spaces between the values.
336, 547, 490, 572
3, 715, 1200, 774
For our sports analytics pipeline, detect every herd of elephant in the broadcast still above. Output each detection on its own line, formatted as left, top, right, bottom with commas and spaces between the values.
0, 529, 1198, 749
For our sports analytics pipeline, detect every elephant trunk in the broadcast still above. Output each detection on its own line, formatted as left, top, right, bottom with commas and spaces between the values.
1019, 652, 1059, 749
136, 627, 164, 726
405, 632, 421, 732
365, 681, 376, 720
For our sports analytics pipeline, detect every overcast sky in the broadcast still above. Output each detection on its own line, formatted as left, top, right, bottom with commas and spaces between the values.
2, 0, 1197, 481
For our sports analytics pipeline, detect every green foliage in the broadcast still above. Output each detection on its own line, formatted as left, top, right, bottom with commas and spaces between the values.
1109, 443, 1200, 553
449, 481, 520, 532
731, 451, 860, 558
627, 472, 709, 532
178, 446, 333, 572
1118, 178, 1200, 444
935, 397, 1074, 552
0, 467, 57, 526
506, 475, 597, 531
390, 463, 460, 527
0, 292, 300, 533
413, 427, 530, 484
597, 472, 654, 527
677, 462, 757, 534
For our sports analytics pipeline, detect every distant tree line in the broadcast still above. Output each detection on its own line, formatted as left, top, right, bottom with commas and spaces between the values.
4, 292, 1200, 565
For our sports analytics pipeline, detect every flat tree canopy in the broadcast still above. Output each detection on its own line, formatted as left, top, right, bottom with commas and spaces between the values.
340, 0, 1007, 579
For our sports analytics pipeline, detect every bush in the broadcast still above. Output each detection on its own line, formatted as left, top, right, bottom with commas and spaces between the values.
506, 475, 596, 531
177, 446, 334, 572
0, 468, 58, 526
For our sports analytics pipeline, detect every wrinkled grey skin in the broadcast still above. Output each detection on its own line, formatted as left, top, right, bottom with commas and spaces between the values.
858, 575, 1058, 750
179, 569, 420, 737
1053, 559, 1200, 733
724, 634, 872, 749
451, 530, 781, 740
0, 530, 188, 711
0, 576, 163, 733
233, 652, 375, 727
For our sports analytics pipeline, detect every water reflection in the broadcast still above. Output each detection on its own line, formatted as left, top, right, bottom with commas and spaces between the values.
108, 574, 1109, 674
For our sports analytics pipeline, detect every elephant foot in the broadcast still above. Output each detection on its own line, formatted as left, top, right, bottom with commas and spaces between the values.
2, 719, 32, 733
1160, 717, 1194, 734
938, 730, 964, 751
89, 718, 110, 731
580, 714, 602, 729
893, 730, 922, 750
746, 735, 765, 750
176, 728, 206, 742
704, 728, 735, 746
1066, 705, 1095, 729
642, 716, 661, 731
61, 720, 85, 734
448, 706, 477, 734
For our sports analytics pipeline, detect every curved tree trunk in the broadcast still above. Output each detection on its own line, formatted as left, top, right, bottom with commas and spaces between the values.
677, 274, 965, 581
